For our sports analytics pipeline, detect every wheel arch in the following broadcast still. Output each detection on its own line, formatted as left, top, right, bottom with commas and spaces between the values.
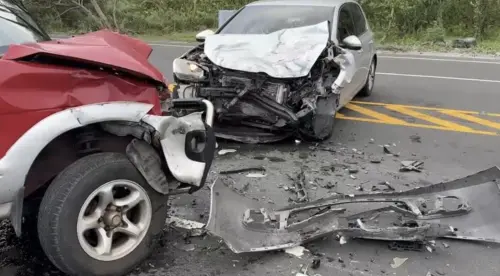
0, 102, 154, 213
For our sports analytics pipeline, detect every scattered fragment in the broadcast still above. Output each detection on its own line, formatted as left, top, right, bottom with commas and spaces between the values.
442, 242, 450, 248
290, 169, 309, 202
339, 236, 347, 245
370, 158, 382, 164
219, 166, 266, 175
218, 149, 236, 155
295, 273, 307, 276
371, 181, 395, 192
369, 138, 375, 144
388, 241, 424, 252
383, 145, 392, 154
350, 174, 357, 180
400, 160, 424, 172
167, 216, 205, 229
426, 272, 433, 276
311, 258, 321, 269
410, 134, 422, 143
435, 269, 446, 275
176, 243, 196, 252
246, 173, 267, 178
390, 257, 408, 268
285, 246, 307, 258
348, 168, 359, 174
295, 139, 302, 145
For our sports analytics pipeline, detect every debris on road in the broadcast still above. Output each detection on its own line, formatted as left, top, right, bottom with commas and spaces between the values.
219, 166, 266, 175
371, 181, 396, 192
390, 257, 408, 268
311, 258, 321, 269
291, 169, 309, 202
400, 160, 424, 172
383, 145, 392, 154
285, 246, 308, 258
410, 134, 422, 143
218, 149, 237, 155
206, 167, 500, 254
166, 216, 206, 237
246, 172, 267, 178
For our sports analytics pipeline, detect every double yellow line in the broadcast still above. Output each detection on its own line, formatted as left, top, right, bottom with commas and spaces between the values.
337, 101, 500, 136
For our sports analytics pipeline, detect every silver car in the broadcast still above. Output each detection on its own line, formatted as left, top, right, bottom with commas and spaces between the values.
170, 0, 376, 143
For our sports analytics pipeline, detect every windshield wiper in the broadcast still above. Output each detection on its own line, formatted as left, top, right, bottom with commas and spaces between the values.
0, 5, 49, 41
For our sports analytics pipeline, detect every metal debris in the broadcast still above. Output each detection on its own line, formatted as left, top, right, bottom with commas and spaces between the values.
293, 169, 309, 202
400, 160, 424, 172
371, 181, 395, 192
167, 216, 206, 237
390, 257, 408, 268
246, 173, 267, 178
218, 149, 237, 155
219, 166, 266, 175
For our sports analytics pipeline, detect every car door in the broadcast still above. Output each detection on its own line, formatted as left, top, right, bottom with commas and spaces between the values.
348, 2, 373, 92
335, 4, 361, 107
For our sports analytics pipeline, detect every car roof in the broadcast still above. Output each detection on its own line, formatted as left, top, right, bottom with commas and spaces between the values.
246, 0, 352, 7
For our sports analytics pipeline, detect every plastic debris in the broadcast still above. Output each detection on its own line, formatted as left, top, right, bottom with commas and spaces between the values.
246, 173, 267, 178
218, 149, 237, 155
285, 246, 307, 258
400, 160, 424, 172
390, 257, 408, 268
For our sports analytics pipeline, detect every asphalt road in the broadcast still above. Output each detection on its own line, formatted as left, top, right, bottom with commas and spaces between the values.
2, 44, 500, 276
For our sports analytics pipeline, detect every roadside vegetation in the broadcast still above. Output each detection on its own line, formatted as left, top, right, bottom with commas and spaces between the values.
24, 0, 500, 54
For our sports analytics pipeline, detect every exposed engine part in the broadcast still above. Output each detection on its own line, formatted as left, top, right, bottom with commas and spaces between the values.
172, 40, 352, 143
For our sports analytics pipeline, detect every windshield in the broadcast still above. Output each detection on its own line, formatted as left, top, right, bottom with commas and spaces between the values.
218, 5, 334, 35
0, 0, 50, 54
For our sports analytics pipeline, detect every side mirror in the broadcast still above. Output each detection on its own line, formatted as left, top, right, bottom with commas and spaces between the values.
196, 29, 215, 42
341, 35, 362, 50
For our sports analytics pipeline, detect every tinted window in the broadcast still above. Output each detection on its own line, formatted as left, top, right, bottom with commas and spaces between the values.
348, 3, 367, 35
0, 0, 50, 54
337, 6, 355, 41
219, 5, 335, 35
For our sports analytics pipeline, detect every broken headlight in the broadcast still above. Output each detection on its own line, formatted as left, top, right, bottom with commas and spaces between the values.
173, 58, 206, 82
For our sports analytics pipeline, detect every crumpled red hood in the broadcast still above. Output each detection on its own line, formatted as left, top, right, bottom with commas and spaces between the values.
2, 29, 165, 83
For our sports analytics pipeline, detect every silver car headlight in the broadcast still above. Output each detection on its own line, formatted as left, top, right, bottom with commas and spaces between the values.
173, 58, 206, 82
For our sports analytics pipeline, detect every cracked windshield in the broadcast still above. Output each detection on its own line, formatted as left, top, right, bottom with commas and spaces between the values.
1, 0, 500, 276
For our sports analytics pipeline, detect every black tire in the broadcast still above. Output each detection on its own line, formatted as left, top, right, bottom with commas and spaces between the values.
37, 152, 169, 276
299, 94, 338, 141
357, 58, 376, 97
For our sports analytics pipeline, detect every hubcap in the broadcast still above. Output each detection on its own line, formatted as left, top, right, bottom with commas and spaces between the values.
77, 180, 152, 261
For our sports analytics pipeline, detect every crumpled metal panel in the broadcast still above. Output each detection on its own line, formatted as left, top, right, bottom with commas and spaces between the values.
206, 167, 500, 253
204, 21, 330, 78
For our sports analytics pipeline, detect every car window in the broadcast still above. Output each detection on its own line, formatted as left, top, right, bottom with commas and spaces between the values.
218, 5, 335, 35
337, 6, 355, 41
0, 0, 50, 55
348, 3, 367, 36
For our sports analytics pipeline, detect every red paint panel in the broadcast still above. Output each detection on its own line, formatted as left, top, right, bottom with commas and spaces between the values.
3, 30, 165, 84
0, 60, 161, 158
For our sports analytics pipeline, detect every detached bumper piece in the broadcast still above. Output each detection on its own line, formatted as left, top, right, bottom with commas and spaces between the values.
206, 167, 500, 253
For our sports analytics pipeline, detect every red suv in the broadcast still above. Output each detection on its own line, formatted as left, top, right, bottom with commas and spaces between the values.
0, 1, 215, 275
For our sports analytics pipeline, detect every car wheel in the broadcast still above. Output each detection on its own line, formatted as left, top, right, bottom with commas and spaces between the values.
299, 94, 337, 141
357, 58, 376, 97
37, 152, 169, 276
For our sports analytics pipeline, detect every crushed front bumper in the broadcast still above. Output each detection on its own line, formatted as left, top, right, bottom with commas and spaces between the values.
206, 167, 500, 253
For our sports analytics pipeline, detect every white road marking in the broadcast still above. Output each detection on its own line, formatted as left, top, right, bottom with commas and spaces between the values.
378, 55, 500, 64
378, 72, 500, 83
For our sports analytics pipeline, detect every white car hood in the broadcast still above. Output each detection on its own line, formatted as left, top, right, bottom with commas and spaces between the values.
204, 21, 330, 79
